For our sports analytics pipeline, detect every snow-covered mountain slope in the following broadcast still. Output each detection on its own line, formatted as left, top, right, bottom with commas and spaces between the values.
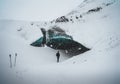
0, 0, 120, 84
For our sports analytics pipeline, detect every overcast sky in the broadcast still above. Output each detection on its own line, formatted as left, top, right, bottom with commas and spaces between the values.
0, 0, 83, 21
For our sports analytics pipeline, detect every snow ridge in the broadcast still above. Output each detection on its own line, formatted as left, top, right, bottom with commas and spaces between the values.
0, 0, 120, 84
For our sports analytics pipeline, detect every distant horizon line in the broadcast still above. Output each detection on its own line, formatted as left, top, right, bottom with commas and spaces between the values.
0, 18, 53, 22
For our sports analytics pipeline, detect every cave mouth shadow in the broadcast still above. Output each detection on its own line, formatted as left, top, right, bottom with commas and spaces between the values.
59, 47, 90, 58
55, 48, 90, 62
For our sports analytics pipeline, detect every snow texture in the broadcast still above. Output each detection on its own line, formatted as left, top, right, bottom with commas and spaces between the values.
0, 0, 120, 84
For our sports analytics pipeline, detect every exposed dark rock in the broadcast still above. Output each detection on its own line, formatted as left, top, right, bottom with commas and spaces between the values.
31, 22, 34, 26
87, 7, 102, 14
70, 19, 73, 21
76, 16, 79, 19
55, 16, 69, 23
80, 15, 82, 18
51, 26, 65, 33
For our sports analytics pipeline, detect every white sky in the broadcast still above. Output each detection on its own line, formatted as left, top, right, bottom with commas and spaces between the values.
0, 0, 83, 21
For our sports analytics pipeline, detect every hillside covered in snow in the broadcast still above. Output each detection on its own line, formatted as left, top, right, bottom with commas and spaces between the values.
0, 0, 120, 84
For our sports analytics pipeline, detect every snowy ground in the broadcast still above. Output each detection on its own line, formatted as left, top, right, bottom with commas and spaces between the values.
0, 0, 120, 84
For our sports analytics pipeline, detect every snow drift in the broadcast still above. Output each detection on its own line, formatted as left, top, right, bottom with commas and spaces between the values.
0, 0, 120, 84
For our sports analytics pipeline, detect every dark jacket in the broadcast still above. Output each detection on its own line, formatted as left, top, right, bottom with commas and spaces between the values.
56, 51, 60, 57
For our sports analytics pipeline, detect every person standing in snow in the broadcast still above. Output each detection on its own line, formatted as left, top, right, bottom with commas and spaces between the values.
56, 51, 60, 63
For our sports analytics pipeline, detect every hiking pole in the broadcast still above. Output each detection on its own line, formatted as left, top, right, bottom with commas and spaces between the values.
14, 53, 17, 67
9, 54, 12, 68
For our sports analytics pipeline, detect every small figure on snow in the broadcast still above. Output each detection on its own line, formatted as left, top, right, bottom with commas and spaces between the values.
56, 51, 60, 63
